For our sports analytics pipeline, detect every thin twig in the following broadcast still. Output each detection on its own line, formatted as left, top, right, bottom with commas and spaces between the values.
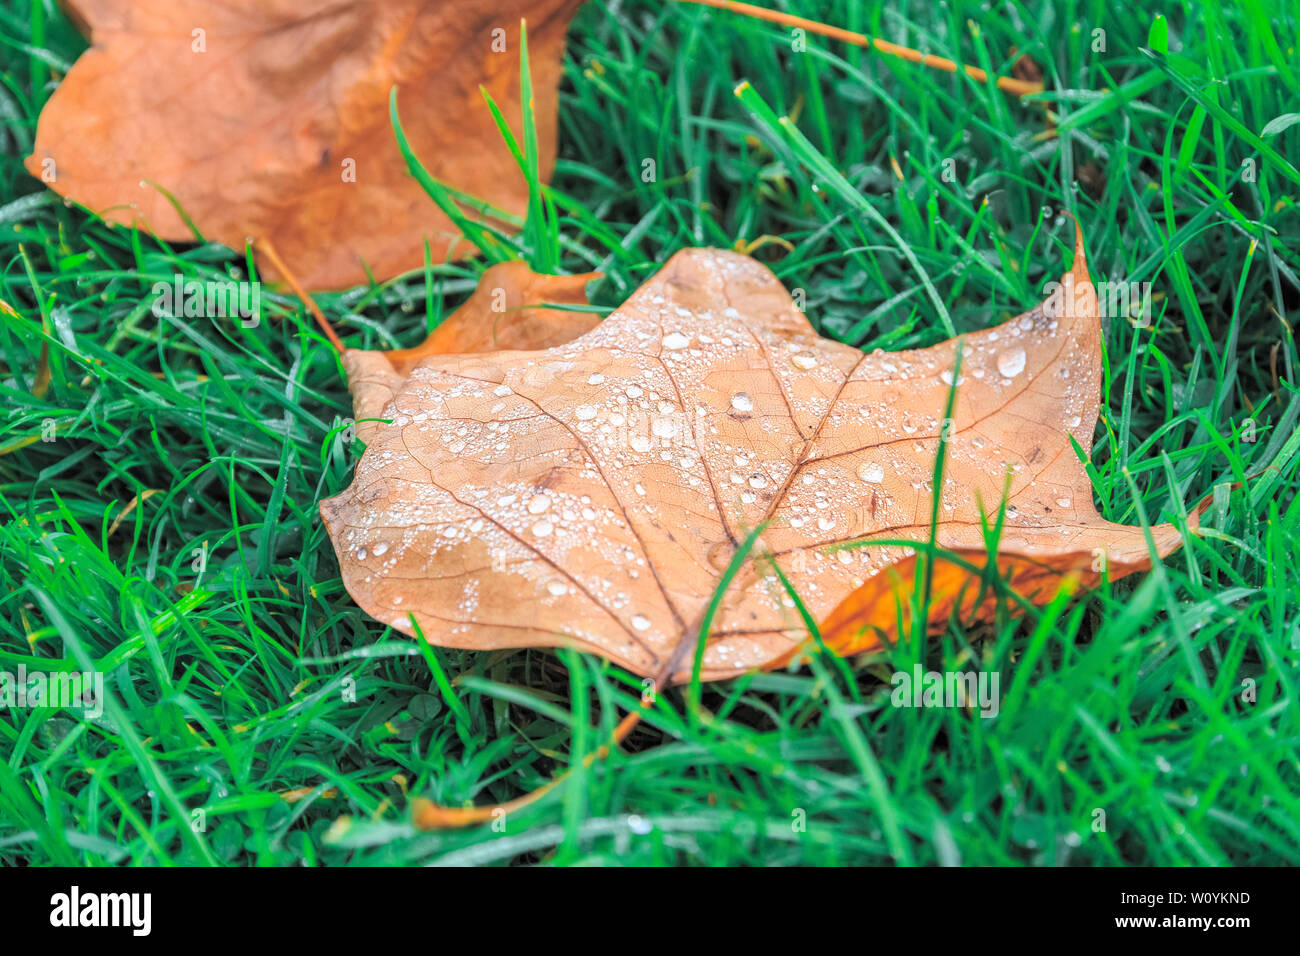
676, 0, 1045, 97
256, 238, 345, 354
411, 705, 648, 829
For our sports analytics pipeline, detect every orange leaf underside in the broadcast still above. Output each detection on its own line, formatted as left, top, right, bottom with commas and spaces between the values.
27, 0, 582, 289
343, 260, 601, 446
320, 222, 1195, 684
811, 549, 1093, 662
384, 265, 601, 373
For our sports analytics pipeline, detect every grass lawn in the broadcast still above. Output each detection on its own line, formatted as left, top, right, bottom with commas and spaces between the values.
1, 0, 1298, 866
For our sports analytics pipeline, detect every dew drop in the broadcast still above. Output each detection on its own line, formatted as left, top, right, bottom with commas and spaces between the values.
531, 519, 553, 537
663, 331, 691, 350
997, 347, 1027, 379
588, 373, 605, 385
632, 614, 651, 631
857, 462, 885, 484
575, 405, 598, 421
791, 352, 818, 370
527, 494, 552, 515
731, 392, 754, 412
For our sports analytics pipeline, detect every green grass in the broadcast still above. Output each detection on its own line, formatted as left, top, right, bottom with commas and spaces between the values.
2, 0, 1299, 865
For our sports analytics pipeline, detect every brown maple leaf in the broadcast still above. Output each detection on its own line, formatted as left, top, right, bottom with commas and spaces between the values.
320, 223, 1194, 684
25, 0, 582, 289
345, 260, 599, 445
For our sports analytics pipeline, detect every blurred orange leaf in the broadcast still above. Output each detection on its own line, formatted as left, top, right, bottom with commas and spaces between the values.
26, 0, 582, 289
